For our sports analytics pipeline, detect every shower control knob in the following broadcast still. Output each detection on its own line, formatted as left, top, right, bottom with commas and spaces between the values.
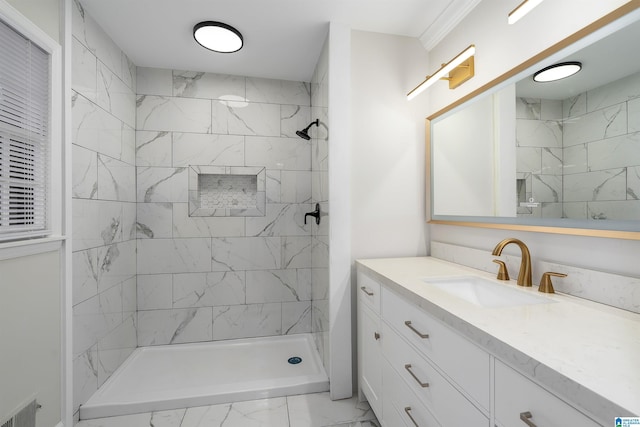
304, 203, 321, 225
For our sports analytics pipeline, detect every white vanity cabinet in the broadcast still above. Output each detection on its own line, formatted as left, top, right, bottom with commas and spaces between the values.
356, 257, 637, 427
357, 274, 383, 417
357, 271, 490, 427
382, 287, 490, 413
494, 360, 601, 427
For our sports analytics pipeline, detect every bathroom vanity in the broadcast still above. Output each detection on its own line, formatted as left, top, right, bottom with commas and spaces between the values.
356, 257, 640, 427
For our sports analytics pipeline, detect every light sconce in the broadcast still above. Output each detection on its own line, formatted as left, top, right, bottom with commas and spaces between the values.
407, 45, 476, 101
193, 21, 243, 53
533, 61, 582, 82
508, 0, 544, 25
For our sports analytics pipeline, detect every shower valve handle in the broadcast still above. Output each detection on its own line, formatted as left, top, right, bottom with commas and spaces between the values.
304, 203, 321, 225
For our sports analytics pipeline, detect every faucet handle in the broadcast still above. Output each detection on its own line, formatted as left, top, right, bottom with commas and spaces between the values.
539, 272, 567, 294
492, 259, 510, 281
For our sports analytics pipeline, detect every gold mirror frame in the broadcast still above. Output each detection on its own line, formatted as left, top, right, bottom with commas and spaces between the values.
427, 1, 640, 241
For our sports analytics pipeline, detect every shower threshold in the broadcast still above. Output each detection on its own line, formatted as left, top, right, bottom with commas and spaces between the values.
80, 333, 329, 419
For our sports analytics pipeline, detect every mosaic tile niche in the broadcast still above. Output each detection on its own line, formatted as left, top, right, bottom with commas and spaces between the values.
189, 166, 266, 217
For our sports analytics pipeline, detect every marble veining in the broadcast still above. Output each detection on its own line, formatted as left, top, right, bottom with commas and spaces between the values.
138, 167, 188, 203
283, 302, 312, 334
137, 307, 213, 346
211, 303, 282, 340
75, 393, 378, 427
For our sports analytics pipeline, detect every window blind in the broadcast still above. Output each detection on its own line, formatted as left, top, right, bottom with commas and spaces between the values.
0, 17, 50, 241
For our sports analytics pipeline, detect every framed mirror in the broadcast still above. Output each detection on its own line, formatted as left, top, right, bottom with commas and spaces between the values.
428, 3, 640, 240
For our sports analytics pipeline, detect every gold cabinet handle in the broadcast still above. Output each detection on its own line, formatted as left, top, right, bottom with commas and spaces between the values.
404, 364, 429, 388
404, 407, 419, 427
404, 321, 429, 339
520, 411, 537, 427
360, 286, 374, 296
374, 332, 380, 340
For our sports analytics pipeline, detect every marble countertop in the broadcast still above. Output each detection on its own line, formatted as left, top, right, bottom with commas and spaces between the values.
356, 256, 640, 423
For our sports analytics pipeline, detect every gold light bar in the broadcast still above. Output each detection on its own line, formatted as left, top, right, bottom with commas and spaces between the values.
508, 0, 544, 25
407, 45, 475, 101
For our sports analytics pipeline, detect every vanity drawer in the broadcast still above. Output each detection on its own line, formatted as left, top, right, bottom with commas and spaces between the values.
494, 360, 600, 427
382, 322, 489, 426
357, 271, 381, 314
382, 358, 441, 427
382, 287, 490, 411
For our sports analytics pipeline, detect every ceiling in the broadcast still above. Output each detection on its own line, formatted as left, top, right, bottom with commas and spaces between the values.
79, 0, 481, 82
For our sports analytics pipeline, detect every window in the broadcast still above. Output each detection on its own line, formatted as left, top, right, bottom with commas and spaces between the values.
0, 16, 51, 242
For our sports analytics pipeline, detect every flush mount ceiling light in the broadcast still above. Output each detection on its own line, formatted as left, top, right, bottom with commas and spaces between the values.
508, 0, 544, 25
193, 21, 243, 53
407, 45, 476, 101
533, 61, 582, 82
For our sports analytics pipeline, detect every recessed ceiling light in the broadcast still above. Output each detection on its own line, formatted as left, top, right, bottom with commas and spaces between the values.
533, 61, 582, 82
193, 21, 243, 53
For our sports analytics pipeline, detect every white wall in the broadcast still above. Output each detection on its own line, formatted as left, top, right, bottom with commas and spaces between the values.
5, 0, 60, 42
351, 30, 431, 263
426, 0, 640, 277
350, 30, 431, 392
328, 22, 353, 399
0, 251, 61, 427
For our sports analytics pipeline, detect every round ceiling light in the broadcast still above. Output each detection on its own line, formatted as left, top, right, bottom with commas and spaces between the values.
533, 61, 582, 82
193, 21, 243, 53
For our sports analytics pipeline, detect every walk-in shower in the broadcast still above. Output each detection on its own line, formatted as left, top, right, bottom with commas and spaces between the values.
71, 2, 340, 419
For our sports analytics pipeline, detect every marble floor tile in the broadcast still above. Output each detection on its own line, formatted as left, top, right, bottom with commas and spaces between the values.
326, 422, 380, 427
76, 409, 185, 427
76, 393, 380, 427
181, 398, 289, 427
287, 393, 376, 427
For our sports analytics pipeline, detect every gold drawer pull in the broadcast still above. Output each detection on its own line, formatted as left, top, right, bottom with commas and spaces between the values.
404, 364, 429, 388
520, 411, 537, 427
404, 321, 429, 339
404, 407, 419, 427
360, 286, 374, 296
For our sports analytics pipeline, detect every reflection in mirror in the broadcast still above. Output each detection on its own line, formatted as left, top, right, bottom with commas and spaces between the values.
515, 19, 640, 222
430, 4, 640, 236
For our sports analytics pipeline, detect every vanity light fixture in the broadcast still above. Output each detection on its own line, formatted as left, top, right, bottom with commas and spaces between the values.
193, 21, 243, 53
508, 0, 544, 25
407, 45, 475, 101
533, 61, 582, 82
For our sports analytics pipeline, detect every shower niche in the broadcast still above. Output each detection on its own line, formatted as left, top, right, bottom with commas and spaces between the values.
189, 166, 266, 217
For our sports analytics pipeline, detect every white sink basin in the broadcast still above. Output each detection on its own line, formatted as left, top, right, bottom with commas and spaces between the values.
423, 276, 554, 308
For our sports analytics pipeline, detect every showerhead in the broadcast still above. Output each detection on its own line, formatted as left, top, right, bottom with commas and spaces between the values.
296, 119, 319, 140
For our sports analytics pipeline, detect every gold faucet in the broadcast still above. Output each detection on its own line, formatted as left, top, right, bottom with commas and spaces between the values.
491, 238, 532, 287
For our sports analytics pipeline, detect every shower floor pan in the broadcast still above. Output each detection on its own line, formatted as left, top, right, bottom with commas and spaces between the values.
80, 333, 329, 419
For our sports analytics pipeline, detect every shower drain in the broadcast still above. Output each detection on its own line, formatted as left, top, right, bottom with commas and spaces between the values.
287, 356, 302, 365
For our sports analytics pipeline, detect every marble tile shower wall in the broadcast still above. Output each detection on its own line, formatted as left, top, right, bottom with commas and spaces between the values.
310, 39, 330, 370
562, 71, 640, 220
71, 1, 137, 415
516, 97, 564, 218
135, 67, 315, 347
516, 71, 640, 220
